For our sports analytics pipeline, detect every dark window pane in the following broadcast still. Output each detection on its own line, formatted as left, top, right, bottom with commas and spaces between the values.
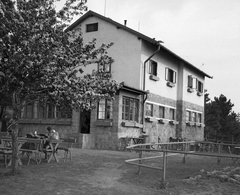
86, 23, 98, 32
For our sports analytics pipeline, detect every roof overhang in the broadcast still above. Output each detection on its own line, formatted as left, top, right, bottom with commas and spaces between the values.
120, 85, 147, 95
66, 10, 213, 79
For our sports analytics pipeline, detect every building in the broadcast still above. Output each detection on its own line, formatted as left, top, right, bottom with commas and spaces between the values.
19, 10, 212, 150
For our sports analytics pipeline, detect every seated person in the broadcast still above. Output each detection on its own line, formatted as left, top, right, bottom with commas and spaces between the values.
43, 126, 59, 149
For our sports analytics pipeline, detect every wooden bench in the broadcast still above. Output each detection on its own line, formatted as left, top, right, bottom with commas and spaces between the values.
57, 138, 76, 162
20, 138, 44, 165
0, 145, 12, 167
0, 137, 26, 167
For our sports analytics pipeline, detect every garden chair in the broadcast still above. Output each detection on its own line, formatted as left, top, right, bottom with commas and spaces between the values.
57, 137, 76, 162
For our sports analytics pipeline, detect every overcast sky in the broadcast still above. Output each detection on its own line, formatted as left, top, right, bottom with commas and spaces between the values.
59, 0, 240, 113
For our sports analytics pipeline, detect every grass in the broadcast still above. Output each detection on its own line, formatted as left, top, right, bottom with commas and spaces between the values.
0, 148, 240, 195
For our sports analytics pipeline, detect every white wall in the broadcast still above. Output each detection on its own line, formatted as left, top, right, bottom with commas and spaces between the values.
182, 67, 205, 106
141, 41, 179, 100
78, 16, 142, 89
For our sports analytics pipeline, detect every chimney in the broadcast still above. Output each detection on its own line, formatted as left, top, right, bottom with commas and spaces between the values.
124, 20, 127, 26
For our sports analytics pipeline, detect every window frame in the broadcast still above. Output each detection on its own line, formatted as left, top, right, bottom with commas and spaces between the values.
196, 79, 203, 93
86, 23, 98, 32
159, 106, 165, 118
97, 99, 113, 120
145, 103, 153, 117
197, 113, 202, 123
186, 110, 191, 122
122, 96, 139, 122
165, 68, 176, 84
22, 103, 34, 119
188, 75, 193, 88
149, 60, 158, 76
21, 102, 72, 119
169, 108, 175, 120
192, 112, 197, 122
98, 62, 111, 73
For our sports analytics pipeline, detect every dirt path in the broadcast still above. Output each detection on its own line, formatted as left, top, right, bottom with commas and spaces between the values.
0, 149, 240, 195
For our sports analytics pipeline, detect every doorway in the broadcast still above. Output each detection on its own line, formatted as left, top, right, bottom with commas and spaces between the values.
80, 110, 91, 134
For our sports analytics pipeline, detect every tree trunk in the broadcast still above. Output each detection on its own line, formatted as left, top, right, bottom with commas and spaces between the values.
10, 118, 20, 174
10, 92, 21, 174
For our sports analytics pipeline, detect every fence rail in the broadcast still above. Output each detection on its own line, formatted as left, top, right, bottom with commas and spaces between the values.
125, 141, 240, 186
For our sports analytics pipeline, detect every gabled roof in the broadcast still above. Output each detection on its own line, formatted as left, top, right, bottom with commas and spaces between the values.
66, 10, 212, 79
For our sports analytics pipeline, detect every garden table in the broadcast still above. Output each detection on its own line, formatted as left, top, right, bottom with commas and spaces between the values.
0, 137, 26, 167
45, 139, 63, 163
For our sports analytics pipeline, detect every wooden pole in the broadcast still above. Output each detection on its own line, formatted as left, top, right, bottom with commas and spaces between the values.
217, 144, 221, 164
162, 151, 166, 183
137, 149, 142, 175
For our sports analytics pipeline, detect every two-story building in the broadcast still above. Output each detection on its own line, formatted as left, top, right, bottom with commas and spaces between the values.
19, 10, 212, 150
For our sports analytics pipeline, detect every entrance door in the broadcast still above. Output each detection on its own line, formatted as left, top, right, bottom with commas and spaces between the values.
80, 110, 91, 134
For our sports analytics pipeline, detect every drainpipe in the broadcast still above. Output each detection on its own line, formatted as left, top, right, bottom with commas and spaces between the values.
142, 41, 163, 134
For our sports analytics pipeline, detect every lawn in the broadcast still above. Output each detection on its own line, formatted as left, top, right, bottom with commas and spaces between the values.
0, 148, 239, 195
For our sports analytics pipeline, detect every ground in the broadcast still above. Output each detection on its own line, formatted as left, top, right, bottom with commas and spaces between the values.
0, 148, 240, 195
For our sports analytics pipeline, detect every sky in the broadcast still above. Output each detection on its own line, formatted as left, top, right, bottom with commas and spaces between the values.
58, 0, 240, 113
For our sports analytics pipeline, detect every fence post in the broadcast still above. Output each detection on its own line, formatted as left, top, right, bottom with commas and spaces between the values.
182, 143, 187, 164
217, 144, 221, 164
137, 149, 142, 175
162, 151, 166, 183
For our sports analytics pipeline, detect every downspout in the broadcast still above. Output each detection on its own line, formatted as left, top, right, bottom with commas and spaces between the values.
142, 41, 162, 133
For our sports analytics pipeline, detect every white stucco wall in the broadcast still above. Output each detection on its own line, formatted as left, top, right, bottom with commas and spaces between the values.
141, 41, 178, 100
182, 67, 205, 106
77, 16, 142, 89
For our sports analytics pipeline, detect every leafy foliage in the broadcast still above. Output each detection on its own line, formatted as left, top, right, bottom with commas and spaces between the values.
205, 94, 240, 142
0, 0, 122, 173
0, 0, 121, 111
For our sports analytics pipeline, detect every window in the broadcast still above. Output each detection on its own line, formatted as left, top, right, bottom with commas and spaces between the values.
22, 103, 34, 118
197, 113, 202, 123
122, 97, 139, 122
188, 75, 193, 88
165, 68, 176, 83
38, 104, 45, 118
192, 112, 197, 122
169, 108, 175, 120
186, 110, 191, 121
46, 104, 72, 119
56, 107, 72, 119
22, 102, 72, 119
47, 104, 55, 119
196, 79, 203, 93
98, 62, 111, 73
146, 103, 153, 117
97, 99, 113, 119
86, 23, 98, 32
159, 106, 165, 118
149, 60, 157, 76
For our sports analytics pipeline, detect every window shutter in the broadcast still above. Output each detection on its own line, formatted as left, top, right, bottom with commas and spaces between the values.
148, 61, 151, 74
188, 76, 193, 87
155, 63, 158, 76
196, 79, 198, 90
165, 68, 168, 81
173, 71, 176, 83
200, 82, 203, 92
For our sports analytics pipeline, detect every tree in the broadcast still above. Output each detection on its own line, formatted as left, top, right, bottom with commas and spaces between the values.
0, 0, 122, 174
205, 94, 240, 142
204, 93, 221, 140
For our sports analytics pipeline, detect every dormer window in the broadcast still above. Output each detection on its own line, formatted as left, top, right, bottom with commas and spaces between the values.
86, 23, 98, 32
